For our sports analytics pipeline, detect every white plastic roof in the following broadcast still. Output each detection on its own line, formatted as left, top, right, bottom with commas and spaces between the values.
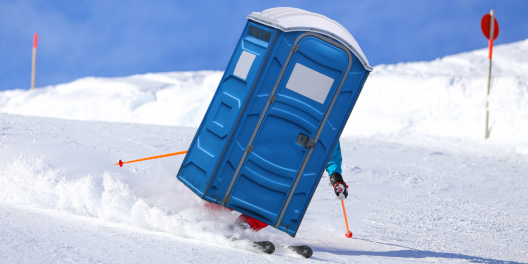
248, 7, 373, 71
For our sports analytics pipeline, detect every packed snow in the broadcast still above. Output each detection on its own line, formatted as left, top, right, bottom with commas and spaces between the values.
1, 40, 527, 145
1, 40, 527, 263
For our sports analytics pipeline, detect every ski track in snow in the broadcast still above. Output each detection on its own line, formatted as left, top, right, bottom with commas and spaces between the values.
1, 113, 526, 263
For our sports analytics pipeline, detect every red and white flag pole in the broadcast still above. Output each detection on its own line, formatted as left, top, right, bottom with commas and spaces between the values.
31, 33, 38, 90
481, 10, 499, 140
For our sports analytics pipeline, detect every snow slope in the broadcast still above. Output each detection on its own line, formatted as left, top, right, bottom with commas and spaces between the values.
350, 39, 528, 144
0, 71, 222, 128
1, 39, 527, 144
0, 113, 526, 263
1, 40, 527, 263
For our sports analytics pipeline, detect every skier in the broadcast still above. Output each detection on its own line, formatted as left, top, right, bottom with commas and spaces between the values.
207, 141, 348, 232
326, 141, 349, 200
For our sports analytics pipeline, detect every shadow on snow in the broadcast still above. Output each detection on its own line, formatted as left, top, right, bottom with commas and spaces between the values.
311, 238, 525, 264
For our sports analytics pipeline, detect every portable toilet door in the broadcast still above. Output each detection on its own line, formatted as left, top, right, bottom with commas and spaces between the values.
223, 33, 353, 225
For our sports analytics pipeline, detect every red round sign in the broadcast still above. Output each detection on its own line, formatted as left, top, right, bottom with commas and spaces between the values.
481, 14, 499, 40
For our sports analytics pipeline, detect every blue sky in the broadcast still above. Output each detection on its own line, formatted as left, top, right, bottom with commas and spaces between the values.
1, 0, 527, 90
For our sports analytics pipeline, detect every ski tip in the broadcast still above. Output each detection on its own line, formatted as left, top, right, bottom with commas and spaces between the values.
345, 231, 352, 238
253, 241, 275, 254
289, 245, 313, 258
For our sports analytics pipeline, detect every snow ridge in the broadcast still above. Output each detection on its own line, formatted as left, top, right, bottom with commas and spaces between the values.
1, 40, 527, 144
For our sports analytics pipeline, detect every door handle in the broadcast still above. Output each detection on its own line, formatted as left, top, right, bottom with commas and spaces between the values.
296, 133, 315, 149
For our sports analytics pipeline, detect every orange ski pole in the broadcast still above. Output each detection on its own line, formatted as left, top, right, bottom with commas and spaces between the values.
115, 150, 187, 167
341, 200, 353, 238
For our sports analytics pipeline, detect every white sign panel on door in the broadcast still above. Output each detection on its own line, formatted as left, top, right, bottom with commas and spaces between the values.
286, 63, 334, 104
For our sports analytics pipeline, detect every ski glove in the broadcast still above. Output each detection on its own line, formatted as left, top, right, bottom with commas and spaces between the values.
330, 172, 348, 200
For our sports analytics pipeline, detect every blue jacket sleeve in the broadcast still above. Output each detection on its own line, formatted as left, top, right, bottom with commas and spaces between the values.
325, 141, 342, 176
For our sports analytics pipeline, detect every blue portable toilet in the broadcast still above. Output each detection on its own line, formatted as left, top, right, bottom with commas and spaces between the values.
177, 7, 373, 237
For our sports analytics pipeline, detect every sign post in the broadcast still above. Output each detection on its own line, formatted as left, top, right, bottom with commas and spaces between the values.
480, 10, 499, 140
31, 33, 38, 90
